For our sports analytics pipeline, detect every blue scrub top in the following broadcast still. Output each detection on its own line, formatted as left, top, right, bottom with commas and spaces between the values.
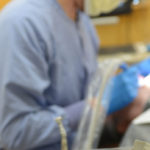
0, 0, 99, 149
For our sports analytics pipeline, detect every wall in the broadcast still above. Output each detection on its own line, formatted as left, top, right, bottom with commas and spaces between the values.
96, 0, 150, 47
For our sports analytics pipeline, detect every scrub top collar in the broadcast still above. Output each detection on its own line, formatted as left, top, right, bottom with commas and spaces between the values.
50, 0, 81, 25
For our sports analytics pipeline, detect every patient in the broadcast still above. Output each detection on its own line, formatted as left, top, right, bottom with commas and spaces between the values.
99, 59, 150, 148
113, 85, 150, 134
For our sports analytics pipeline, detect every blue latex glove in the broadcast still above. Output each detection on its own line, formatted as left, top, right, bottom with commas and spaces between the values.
132, 57, 150, 77
119, 62, 129, 71
107, 67, 139, 115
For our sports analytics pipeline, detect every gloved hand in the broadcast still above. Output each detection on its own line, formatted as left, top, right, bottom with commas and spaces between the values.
107, 67, 139, 115
132, 57, 150, 77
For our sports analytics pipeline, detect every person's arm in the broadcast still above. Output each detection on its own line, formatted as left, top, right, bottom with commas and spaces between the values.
0, 16, 84, 150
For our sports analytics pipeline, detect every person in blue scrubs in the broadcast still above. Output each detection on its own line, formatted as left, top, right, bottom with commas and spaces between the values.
0, 0, 150, 149
0, 0, 99, 149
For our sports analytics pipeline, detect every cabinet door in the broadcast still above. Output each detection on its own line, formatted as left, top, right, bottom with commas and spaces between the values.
96, 0, 150, 47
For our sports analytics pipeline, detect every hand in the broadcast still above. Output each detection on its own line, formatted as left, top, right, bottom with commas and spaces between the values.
110, 85, 150, 134
107, 67, 139, 114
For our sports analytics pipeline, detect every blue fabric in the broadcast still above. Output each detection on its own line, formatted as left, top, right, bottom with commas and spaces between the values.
132, 57, 150, 77
0, 0, 99, 149
107, 67, 139, 114
119, 62, 129, 71
106, 58, 150, 114
66, 101, 85, 130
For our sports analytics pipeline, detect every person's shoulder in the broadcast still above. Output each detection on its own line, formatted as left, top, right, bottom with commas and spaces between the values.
79, 11, 100, 52
0, 0, 45, 26
1, 0, 25, 21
